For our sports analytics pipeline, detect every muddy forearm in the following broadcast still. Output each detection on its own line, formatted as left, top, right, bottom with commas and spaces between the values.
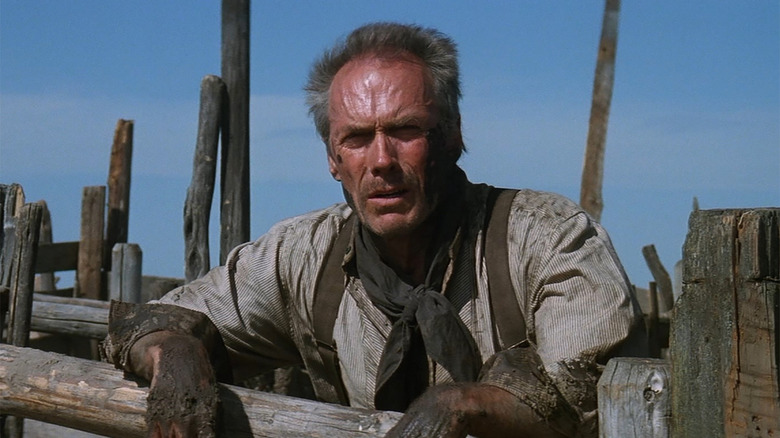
102, 301, 233, 383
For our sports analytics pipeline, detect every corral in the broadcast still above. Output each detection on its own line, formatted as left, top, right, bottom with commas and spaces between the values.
1, 1, 777, 437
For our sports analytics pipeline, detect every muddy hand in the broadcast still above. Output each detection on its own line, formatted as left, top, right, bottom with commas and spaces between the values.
384, 384, 471, 438
133, 332, 221, 438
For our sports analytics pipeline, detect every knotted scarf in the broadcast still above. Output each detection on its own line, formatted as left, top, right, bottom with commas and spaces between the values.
354, 182, 481, 411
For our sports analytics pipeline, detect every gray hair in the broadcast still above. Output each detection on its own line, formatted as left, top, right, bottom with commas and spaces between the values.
305, 22, 464, 158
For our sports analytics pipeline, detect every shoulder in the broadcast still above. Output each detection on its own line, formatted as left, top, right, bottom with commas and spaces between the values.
467, 183, 589, 229
263, 202, 353, 242
230, 202, 352, 268
507, 189, 588, 225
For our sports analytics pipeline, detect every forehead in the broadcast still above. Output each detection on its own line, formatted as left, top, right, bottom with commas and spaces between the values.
328, 52, 435, 118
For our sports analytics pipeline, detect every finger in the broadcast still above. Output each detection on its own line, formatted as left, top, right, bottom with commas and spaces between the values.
147, 421, 162, 438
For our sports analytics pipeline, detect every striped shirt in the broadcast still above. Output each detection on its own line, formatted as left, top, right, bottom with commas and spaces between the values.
156, 181, 645, 430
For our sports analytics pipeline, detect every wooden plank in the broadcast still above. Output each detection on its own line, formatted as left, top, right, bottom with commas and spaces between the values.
670, 208, 780, 437
220, 0, 251, 264
0, 344, 402, 437
34, 200, 57, 292
77, 186, 105, 300
34, 241, 79, 273
646, 282, 661, 358
105, 119, 134, 269
34, 294, 111, 309
579, 0, 620, 222
641, 244, 674, 313
1, 184, 26, 347
1, 183, 25, 291
29, 300, 108, 339
109, 243, 142, 303
8, 203, 43, 347
597, 357, 671, 438
184, 75, 225, 282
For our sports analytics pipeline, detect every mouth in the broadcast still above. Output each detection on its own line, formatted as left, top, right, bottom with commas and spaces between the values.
370, 189, 407, 199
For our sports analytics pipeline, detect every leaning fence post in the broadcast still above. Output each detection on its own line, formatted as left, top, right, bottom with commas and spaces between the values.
106, 119, 134, 269
110, 243, 142, 303
670, 208, 779, 437
184, 75, 225, 282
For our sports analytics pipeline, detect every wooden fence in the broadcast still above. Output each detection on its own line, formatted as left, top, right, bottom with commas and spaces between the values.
598, 208, 779, 438
1, 207, 777, 437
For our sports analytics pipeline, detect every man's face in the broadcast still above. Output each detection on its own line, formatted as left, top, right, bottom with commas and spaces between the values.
327, 53, 447, 239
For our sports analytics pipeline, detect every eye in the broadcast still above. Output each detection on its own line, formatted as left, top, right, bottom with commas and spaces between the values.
339, 131, 374, 149
389, 125, 426, 142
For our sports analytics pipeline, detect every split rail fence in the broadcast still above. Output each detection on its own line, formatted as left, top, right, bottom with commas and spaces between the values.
2, 206, 777, 437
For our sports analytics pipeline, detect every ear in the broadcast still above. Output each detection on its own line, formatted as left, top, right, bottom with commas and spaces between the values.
328, 151, 342, 181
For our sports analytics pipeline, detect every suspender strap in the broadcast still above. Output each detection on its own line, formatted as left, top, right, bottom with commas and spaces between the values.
312, 189, 525, 404
312, 214, 355, 405
485, 188, 527, 349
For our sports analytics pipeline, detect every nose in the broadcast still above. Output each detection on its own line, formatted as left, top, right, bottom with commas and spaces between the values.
368, 132, 398, 176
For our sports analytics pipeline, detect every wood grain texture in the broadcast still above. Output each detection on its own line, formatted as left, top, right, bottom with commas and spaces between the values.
0, 344, 403, 437
670, 208, 779, 437
184, 75, 224, 282
598, 357, 671, 438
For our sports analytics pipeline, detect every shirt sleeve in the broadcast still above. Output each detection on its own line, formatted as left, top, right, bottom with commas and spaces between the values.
154, 226, 305, 379
482, 191, 647, 435
101, 219, 308, 383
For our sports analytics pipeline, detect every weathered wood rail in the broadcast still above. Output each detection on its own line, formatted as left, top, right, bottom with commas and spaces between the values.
0, 344, 402, 437
30, 295, 109, 339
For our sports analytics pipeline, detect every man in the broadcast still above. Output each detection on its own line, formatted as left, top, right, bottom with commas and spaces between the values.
103, 22, 646, 437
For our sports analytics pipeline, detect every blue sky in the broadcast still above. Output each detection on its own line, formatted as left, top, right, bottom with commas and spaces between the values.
1, 2, 778, 293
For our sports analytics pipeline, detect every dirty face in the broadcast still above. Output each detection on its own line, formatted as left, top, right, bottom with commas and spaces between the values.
327, 53, 452, 239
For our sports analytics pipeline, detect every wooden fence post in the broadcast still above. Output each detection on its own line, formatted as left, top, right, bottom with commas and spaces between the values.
106, 119, 134, 269
4, 202, 42, 438
642, 244, 674, 313
184, 75, 225, 282
220, 0, 251, 264
670, 208, 779, 437
110, 243, 142, 303
579, 0, 620, 222
1, 184, 25, 292
76, 186, 106, 300
7, 203, 43, 347
34, 200, 57, 292
1, 184, 26, 341
598, 357, 671, 438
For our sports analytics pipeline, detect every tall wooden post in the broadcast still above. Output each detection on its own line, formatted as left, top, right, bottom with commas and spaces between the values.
106, 119, 134, 269
580, 0, 620, 222
184, 75, 225, 282
671, 209, 779, 437
220, 0, 251, 264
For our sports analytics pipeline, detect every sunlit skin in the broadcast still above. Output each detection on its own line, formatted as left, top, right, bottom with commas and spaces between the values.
327, 52, 457, 282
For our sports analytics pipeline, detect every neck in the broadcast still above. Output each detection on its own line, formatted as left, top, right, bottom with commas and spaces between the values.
371, 223, 434, 285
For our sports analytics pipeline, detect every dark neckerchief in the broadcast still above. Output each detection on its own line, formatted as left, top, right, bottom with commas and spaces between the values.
354, 170, 480, 412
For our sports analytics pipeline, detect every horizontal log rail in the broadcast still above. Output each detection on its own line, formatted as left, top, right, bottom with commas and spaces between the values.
30, 296, 108, 339
0, 344, 402, 437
